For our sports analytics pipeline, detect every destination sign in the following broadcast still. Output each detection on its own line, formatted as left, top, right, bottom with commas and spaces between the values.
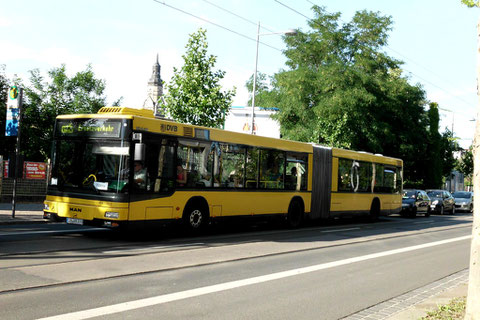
56, 119, 123, 138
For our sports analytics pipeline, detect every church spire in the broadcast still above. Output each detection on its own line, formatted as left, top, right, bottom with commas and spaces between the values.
143, 54, 164, 113
148, 53, 162, 86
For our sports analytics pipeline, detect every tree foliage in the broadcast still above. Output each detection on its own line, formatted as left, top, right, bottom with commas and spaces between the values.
457, 146, 473, 178
164, 28, 236, 128
424, 103, 443, 188
255, 6, 430, 185
462, 0, 480, 7
21, 64, 107, 161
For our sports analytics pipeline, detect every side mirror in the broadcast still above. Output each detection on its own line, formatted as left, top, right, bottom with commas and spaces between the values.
134, 143, 145, 161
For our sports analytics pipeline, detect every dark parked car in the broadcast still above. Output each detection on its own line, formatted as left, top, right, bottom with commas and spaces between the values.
401, 189, 431, 218
452, 191, 474, 213
426, 189, 455, 215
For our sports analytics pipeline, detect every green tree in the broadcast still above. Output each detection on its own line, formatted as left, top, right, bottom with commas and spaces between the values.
440, 128, 458, 179
457, 147, 473, 177
22, 64, 107, 161
456, 146, 473, 188
424, 103, 443, 188
164, 28, 235, 128
245, 72, 269, 108
257, 6, 428, 185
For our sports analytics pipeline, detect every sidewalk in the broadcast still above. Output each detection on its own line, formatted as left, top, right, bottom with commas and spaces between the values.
0, 202, 46, 225
0, 203, 470, 319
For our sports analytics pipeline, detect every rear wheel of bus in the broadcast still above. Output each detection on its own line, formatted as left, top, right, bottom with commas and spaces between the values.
369, 198, 380, 222
286, 198, 304, 228
183, 198, 209, 233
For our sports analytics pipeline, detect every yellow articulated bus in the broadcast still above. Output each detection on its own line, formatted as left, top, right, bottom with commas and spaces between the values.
43, 107, 403, 231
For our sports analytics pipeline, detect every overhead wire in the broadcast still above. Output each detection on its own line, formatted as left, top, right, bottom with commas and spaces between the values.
200, 0, 276, 33
152, 0, 283, 52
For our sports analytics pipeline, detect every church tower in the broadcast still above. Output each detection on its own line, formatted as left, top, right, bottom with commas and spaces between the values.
143, 54, 164, 114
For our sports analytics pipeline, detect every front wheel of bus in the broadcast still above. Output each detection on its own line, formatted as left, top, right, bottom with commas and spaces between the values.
183, 204, 209, 233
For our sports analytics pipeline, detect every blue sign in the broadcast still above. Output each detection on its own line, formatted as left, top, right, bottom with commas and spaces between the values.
5, 86, 21, 137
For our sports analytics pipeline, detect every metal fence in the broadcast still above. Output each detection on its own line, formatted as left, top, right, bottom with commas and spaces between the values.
0, 178, 47, 202
0, 155, 48, 202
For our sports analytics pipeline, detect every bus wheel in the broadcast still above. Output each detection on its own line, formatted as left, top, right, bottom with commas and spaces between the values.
286, 199, 303, 228
369, 199, 380, 222
183, 203, 209, 232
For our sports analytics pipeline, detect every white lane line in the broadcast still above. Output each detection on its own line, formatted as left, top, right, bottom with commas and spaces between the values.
0, 228, 103, 236
321, 227, 360, 233
38, 235, 471, 320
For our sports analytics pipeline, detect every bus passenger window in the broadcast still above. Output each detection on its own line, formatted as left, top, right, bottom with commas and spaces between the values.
260, 149, 284, 189
245, 148, 259, 189
286, 153, 308, 191
177, 139, 214, 188
338, 159, 352, 192
213, 144, 245, 188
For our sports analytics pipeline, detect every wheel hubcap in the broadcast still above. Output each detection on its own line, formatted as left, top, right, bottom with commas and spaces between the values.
189, 209, 203, 228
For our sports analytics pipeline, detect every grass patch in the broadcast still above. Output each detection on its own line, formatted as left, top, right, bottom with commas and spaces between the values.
420, 297, 466, 320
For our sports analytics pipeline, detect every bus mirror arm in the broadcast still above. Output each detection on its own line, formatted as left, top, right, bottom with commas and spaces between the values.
134, 143, 145, 161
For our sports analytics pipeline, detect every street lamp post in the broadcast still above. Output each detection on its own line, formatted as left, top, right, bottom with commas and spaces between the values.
251, 22, 297, 134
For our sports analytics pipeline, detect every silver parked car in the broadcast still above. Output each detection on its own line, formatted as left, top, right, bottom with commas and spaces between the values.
452, 191, 474, 213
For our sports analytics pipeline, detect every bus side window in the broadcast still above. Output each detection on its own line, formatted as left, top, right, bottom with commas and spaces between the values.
286, 153, 307, 191
259, 149, 284, 189
338, 159, 352, 192
374, 164, 385, 193
245, 148, 259, 189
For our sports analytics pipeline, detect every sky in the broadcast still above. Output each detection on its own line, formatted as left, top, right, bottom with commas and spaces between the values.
1, 0, 479, 149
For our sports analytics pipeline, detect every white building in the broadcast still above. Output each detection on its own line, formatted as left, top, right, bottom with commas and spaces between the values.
224, 106, 280, 138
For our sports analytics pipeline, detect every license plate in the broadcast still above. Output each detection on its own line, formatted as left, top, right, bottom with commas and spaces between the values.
66, 218, 83, 225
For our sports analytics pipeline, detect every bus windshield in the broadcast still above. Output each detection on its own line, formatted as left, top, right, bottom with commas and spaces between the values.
50, 139, 130, 194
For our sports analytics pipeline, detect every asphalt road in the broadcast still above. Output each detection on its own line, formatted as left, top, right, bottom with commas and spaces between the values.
0, 213, 473, 320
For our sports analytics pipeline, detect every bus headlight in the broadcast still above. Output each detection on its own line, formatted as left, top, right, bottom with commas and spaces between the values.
105, 212, 119, 219
44, 203, 50, 211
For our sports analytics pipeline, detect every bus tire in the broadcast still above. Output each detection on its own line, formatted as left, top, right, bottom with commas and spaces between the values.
183, 199, 209, 233
286, 198, 304, 229
369, 198, 380, 222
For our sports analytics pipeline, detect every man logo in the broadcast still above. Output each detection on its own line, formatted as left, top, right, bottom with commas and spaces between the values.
70, 207, 82, 213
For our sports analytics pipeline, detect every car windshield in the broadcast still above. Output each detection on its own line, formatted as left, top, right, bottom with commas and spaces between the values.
50, 139, 130, 194
427, 191, 442, 198
403, 190, 416, 198
452, 192, 471, 198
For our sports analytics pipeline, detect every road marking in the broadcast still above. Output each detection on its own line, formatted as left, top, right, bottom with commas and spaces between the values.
0, 228, 104, 236
321, 227, 360, 233
38, 235, 471, 320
